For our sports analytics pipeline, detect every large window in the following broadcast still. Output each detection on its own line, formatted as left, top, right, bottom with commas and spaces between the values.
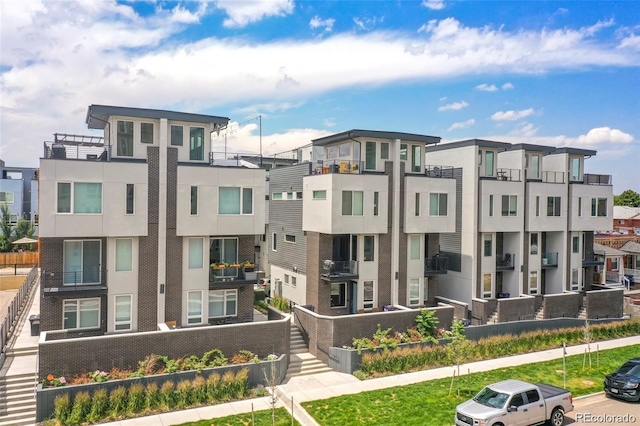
115, 238, 133, 272
219, 187, 253, 214
57, 182, 102, 214
484, 151, 494, 176
411, 145, 422, 173
126, 184, 134, 215
117, 120, 133, 156
331, 283, 346, 308
189, 127, 204, 161
363, 281, 375, 310
63, 240, 101, 284
547, 196, 561, 217
188, 291, 203, 324
530, 233, 538, 255
63, 298, 99, 330
572, 235, 580, 253
501, 195, 517, 217
364, 236, 375, 261
408, 278, 421, 306
483, 274, 492, 298
528, 154, 540, 179
380, 143, 389, 160
410, 235, 420, 260
189, 238, 204, 269
114, 295, 132, 331
140, 122, 154, 144
365, 141, 376, 170
591, 198, 607, 217
171, 125, 183, 146
0, 192, 14, 204
210, 238, 237, 264
400, 144, 407, 161
209, 290, 237, 318
190, 186, 198, 215
571, 157, 581, 181
429, 193, 447, 216
529, 271, 538, 295
484, 234, 492, 257
342, 190, 364, 216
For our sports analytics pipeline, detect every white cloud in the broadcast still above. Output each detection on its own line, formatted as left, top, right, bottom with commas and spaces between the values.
216, 0, 294, 28
476, 83, 498, 92
439, 96, 447, 101
422, 0, 446, 11
618, 34, 640, 50
353, 16, 384, 31
438, 101, 469, 111
323, 118, 336, 127
447, 119, 475, 131
576, 127, 634, 145
509, 122, 538, 137
502, 82, 514, 90
491, 108, 535, 121
310, 16, 335, 32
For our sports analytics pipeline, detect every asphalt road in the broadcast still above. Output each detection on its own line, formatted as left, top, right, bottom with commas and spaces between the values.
567, 393, 639, 425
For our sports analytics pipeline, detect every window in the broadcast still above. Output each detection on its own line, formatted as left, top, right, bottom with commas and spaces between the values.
312, 190, 326, 200
510, 393, 525, 408
381, 143, 389, 160
188, 238, 204, 269
415, 193, 420, 216
342, 190, 364, 216
400, 144, 407, 161
571, 269, 579, 291
423, 279, 429, 305
525, 390, 540, 404
365, 141, 376, 170
117, 120, 133, 156
284, 274, 290, 285
363, 281, 374, 310
591, 198, 607, 217
409, 278, 421, 306
571, 157, 581, 181
291, 276, 297, 288
412, 145, 422, 173
547, 197, 561, 217
115, 239, 133, 272
529, 154, 540, 179
331, 283, 346, 308
611, 258, 619, 270
126, 184, 134, 215
272, 193, 283, 200
351, 235, 358, 261
483, 274, 492, 298
63, 240, 101, 284
489, 195, 494, 217
364, 236, 375, 261
187, 291, 202, 324
410, 235, 420, 260
484, 151, 494, 176
296, 192, 303, 200
114, 295, 132, 331
58, 182, 102, 214
210, 238, 237, 264
286, 192, 294, 200
572, 235, 580, 253
190, 186, 198, 215
140, 122, 154, 144
271, 233, 277, 251
219, 187, 253, 215
478, 149, 482, 165
285, 234, 296, 243
578, 197, 582, 217
535, 196, 540, 217
529, 271, 538, 294
429, 193, 447, 216
171, 125, 183, 146
484, 234, 492, 257
189, 127, 204, 161
208, 289, 237, 318
0, 192, 14, 204
501, 195, 517, 217
374, 192, 379, 216
339, 143, 350, 157
530, 233, 538, 255
63, 298, 99, 330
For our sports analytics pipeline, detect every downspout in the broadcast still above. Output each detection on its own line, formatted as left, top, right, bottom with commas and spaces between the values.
391, 139, 401, 305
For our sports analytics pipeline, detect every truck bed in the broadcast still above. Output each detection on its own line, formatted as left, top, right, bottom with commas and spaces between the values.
536, 382, 570, 399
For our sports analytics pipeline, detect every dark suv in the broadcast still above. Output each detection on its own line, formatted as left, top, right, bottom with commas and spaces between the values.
604, 358, 640, 402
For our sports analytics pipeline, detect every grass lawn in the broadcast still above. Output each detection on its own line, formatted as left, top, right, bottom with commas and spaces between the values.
174, 408, 300, 426
301, 344, 640, 426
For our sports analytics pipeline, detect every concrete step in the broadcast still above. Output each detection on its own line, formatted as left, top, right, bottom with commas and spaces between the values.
535, 307, 545, 320
2, 399, 36, 410
0, 411, 36, 426
0, 402, 36, 416
286, 361, 333, 378
4, 392, 35, 404
1, 380, 35, 392
5, 347, 38, 357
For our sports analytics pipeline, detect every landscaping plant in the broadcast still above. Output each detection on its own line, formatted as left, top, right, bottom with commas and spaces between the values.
53, 394, 70, 425
87, 388, 108, 423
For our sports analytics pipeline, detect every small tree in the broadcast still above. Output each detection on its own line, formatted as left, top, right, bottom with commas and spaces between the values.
415, 309, 439, 339
614, 189, 640, 207
0, 205, 13, 252
582, 319, 592, 370
444, 320, 471, 395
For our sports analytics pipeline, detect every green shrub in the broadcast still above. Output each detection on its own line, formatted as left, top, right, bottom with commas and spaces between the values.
415, 309, 439, 338
192, 376, 207, 404
67, 391, 91, 425
127, 383, 145, 414
145, 382, 160, 410
53, 394, 71, 424
206, 372, 222, 401
231, 350, 255, 364
233, 368, 249, 398
108, 386, 128, 418
87, 388, 108, 423
176, 379, 193, 408
202, 349, 227, 367
271, 295, 290, 312
220, 370, 236, 400
254, 289, 266, 302
159, 381, 176, 409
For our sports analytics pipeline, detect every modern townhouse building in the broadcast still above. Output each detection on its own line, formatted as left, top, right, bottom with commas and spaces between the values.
268, 130, 457, 316
0, 159, 39, 228
38, 105, 265, 337
426, 140, 614, 323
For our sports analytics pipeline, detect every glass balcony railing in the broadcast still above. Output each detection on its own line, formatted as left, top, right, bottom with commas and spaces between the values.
541, 252, 558, 268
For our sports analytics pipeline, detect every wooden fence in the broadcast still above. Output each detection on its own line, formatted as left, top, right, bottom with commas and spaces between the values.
0, 251, 39, 267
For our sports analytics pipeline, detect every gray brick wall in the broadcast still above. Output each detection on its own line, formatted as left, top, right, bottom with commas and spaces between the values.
378, 161, 393, 307
165, 148, 182, 324
496, 297, 535, 322
543, 293, 581, 319
471, 299, 497, 325
586, 289, 623, 319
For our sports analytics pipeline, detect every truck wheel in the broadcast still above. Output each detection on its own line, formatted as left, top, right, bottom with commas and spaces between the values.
549, 408, 564, 426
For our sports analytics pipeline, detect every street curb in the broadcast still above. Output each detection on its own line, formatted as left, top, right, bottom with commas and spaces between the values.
573, 391, 605, 401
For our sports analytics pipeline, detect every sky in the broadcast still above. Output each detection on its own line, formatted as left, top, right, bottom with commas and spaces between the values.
1, 0, 639, 193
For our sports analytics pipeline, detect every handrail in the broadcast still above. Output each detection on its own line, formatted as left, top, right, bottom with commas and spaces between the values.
290, 303, 310, 347
1, 264, 38, 365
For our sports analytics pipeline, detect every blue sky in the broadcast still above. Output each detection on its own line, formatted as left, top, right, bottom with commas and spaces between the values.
1, 0, 638, 193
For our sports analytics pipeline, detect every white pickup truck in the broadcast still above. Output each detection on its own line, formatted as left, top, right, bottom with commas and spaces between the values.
455, 379, 573, 426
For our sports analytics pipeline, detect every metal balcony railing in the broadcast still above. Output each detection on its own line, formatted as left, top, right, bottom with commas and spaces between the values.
582, 173, 612, 185
424, 165, 455, 178
320, 260, 359, 279
496, 168, 522, 182
41, 267, 107, 295
496, 253, 515, 270
424, 256, 448, 274
209, 263, 258, 283
540, 171, 565, 184
43, 134, 109, 161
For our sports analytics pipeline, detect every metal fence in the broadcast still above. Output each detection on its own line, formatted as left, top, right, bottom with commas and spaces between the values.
1, 264, 38, 363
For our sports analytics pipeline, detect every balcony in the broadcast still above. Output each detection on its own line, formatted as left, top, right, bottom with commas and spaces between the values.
496, 168, 522, 182
43, 134, 108, 161
209, 263, 258, 287
320, 260, 359, 282
42, 268, 108, 297
496, 253, 516, 271
582, 253, 604, 266
311, 160, 364, 175
424, 165, 455, 178
540, 171, 565, 184
541, 252, 559, 268
424, 255, 448, 275
582, 173, 612, 185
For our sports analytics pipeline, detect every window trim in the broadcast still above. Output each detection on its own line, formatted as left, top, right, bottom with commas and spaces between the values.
63, 298, 100, 330
171, 125, 184, 146
342, 190, 364, 216
415, 193, 420, 216
429, 193, 448, 216
529, 271, 538, 295
208, 289, 238, 318
188, 237, 204, 269
547, 196, 561, 217
115, 238, 133, 272
484, 234, 492, 257
126, 184, 134, 215
363, 280, 375, 310
501, 195, 517, 217
483, 273, 492, 298
312, 190, 326, 200
218, 187, 253, 215
63, 239, 102, 285
284, 234, 296, 243
116, 120, 134, 157
591, 197, 607, 217
408, 278, 421, 306
410, 235, 420, 260
187, 290, 203, 324
364, 235, 375, 262
271, 232, 277, 252
190, 186, 198, 216
114, 294, 132, 332
57, 182, 103, 215
189, 126, 205, 161
140, 122, 154, 144
330, 282, 347, 308
0, 192, 14, 205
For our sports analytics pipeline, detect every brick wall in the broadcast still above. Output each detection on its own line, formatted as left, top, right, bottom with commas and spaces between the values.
165, 148, 182, 324
305, 231, 320, 310
586, 288, 624, 319
543, 292, 582, 319
435, 296, 468, 320
496, 297, 535, 322
378, 161, 393, 307
471, 299, 497, 325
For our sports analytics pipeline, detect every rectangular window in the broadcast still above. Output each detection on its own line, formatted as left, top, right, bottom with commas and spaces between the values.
330, 283, 346, 308
571, 269, 579, 291
365, 141, 376, 170
189, 127, 204, 161
171, 125, 183, 146
484, 234, 492, 257
415, 193, 420, 216
530, 233, 538, 255
429, 193, 448, 216
208, 289, 237, 318
115, 238, 133, 272
483, 274, 492, 298
272, 192, 283, 200
409, 278, 420, 306
410, 235, 420, 260
364, 236, 375, 261
284, 274, 290, 285
114, 295, 132, 331
374, 192, 379, 216
611, 258, 619, 270
571, 157, 581, 181
423, 279, 429, 305
529, 271, 538, 294
363, 281, 374, 310
478, 149, 482, 165
412, 145, 422, 173
210, 238, 237, 264
0, 192, 14, 204
536, 196, 540, 217
339, 143, 350, 157
291, 276, 297, 288
74, 183, 102, 214
140, 122, 154, 144
126, 184, 134, 215
272, 233, 277, 251
578, 197, 582, 217
296, 192, 303, 200
501, 195, 517, 217
57, 183, 71, 213
572, 235, 580, 253
591, 198, 607, 217
188, 291, 202, 324
484, 151, 494, 176
489, 195, 494, 217
117, 120, 133, 156
400, 144, 407, 161
351, 235, 358, 261
63, 298, 100, 330
286, 192, 294, 200
219, 187, 252, 215
529, 154, 540, 179
285, 234, 296, 243
312, 190, 326, 200
547, 197, 561, 217
188, 238, 204, 269
380, 143, 389, 160
342, 190, 364, 216
63, 240, 101, 284
190, 186, 198, 215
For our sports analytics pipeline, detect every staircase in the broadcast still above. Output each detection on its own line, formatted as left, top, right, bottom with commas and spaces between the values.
4, 347, 38, 358
0, 373, 37, 426
286, 326, 332, 378
535, 306, 545, 320
486, 311, 499, 324
578, 306, 587, 319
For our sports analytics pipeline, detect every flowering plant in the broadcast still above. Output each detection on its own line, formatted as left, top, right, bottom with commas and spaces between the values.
42, 374, 67, 387
90, 370, 110, 383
